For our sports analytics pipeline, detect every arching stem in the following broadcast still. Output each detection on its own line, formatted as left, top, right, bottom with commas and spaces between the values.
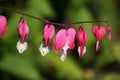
0, 7, 109, 27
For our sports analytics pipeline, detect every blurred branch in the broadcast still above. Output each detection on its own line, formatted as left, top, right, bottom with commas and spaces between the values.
0, 7, 109, 27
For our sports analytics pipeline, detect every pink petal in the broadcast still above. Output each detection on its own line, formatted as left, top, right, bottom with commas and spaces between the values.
97, 26, 106, 40
67, 28, 76, 49
92, 25, 98, 37
43, 24, 54, 46
77, 27, 87, 57
106, 26, 112, 32
0, 26, 8, 38
18, 17, 29, 43
92, 26, 106, 41
77, 26, 88, 46
107, 32, 111, 41
0, 15, 7, 29
92, 26, 106, 51
53, 29, 67, 51
106, 26, 112, 41
0, 15, 8, 38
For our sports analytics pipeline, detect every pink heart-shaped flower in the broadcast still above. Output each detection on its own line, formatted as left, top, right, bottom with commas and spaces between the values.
43, 24, 55, 46
92, 26, 106, 41
53, 29, 67, 51
18, 17, 29, 43
0, 15, 8, 38
106, 26, 112, 41
67, 28, 76, 49
77, 26, 88, 57
92, 26, 106, 51
53, 28, 76, 61
53, 28, 76, 51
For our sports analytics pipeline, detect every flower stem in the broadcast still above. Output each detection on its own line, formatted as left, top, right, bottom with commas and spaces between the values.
0, 7, 109, 27
0, 7, 47, 22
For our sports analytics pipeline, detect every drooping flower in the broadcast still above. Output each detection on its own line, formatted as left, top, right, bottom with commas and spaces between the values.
106, 26, 112, 41
39, 24, 54, 56
92, 26, 106, 51
0, 15, 8, 38
53, 28, 76, 61
77, 26, 88, 58
16, 17, 29, 53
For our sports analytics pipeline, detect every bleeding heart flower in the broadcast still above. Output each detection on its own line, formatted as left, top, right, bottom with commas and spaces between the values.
53, 28, 76, 61
92, 26, 106, 51
106, 26, 111, 41
39, 24, 54, 56
16, 17, 29, 54
77, 26, 88, 58
0, 15, 8, 38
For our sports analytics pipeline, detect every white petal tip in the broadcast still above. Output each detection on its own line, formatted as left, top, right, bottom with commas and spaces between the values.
16, 41, 27, 54
39, 43, 49, 56
78, 46, 86, 57
96, 41, 100, 51
60, 51, 67, 62
60, 55, 66, 62
84, 46, 86, 54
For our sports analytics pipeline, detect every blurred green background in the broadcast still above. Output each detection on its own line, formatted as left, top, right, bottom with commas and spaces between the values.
0, 0, 120, 80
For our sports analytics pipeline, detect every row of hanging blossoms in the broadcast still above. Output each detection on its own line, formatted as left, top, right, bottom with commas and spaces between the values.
0, 7, 111, 61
